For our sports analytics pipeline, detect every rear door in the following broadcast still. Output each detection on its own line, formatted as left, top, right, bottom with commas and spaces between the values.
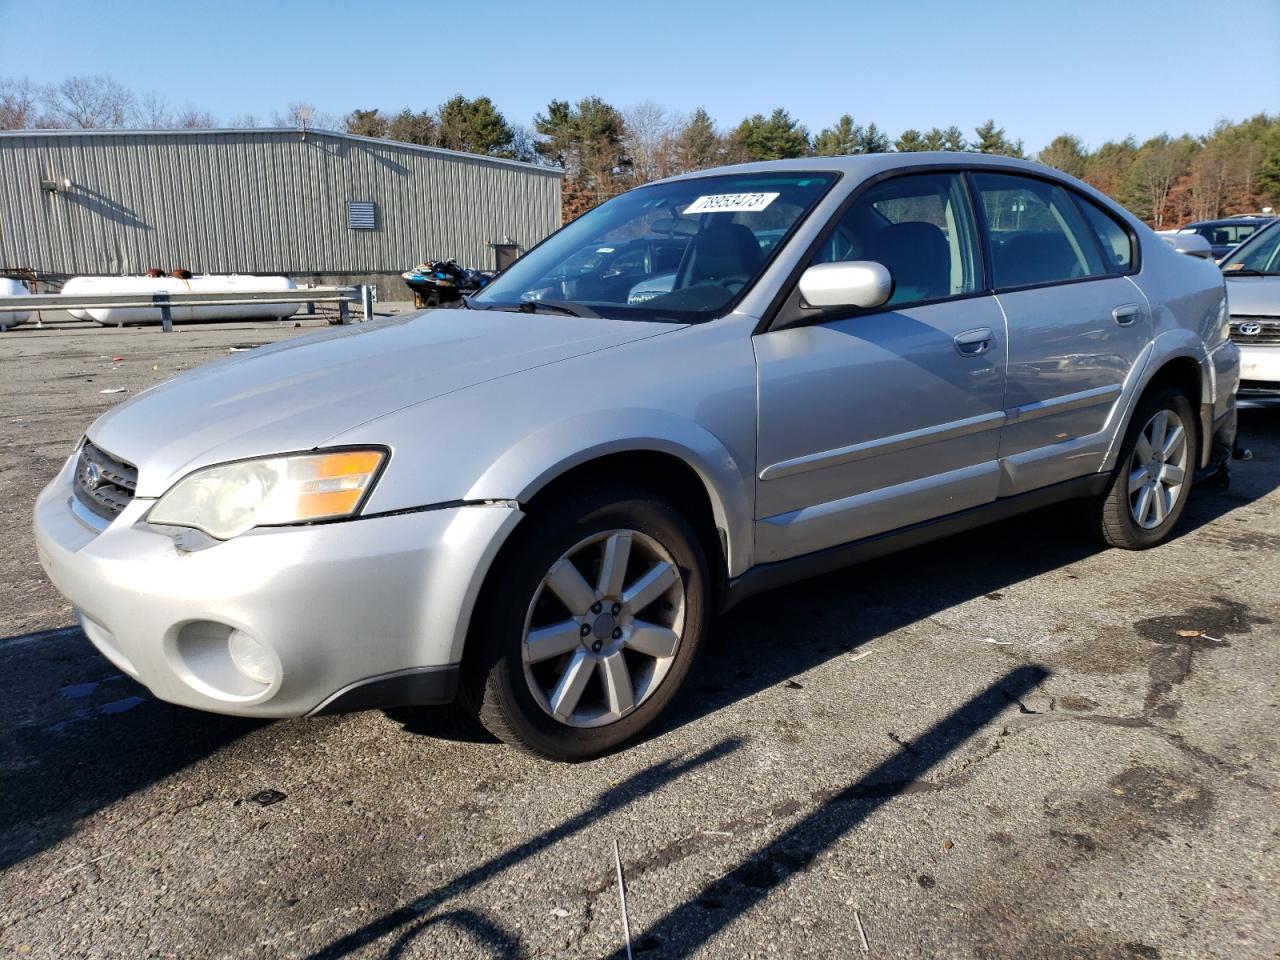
753, 171, 1007, 563
971, 172, 1150, 495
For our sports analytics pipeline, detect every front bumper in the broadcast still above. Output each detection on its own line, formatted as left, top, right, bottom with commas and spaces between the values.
1238, 343, 1280, 396
33, 455, 521, 718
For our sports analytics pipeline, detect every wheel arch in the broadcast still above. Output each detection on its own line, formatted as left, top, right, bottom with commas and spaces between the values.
1106, 344, 1213, 472
464, 410, 754, 583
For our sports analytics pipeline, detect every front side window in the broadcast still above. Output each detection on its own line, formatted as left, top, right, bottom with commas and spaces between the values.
1221, 221, 1280, 275
472, 172, 837, 322
810, 172, 981, 307
1075, 195, 1134, 273
973, 172, 1108, 289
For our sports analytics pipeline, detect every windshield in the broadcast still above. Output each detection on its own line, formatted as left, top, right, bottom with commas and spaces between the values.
472, 172, 837, 322
1221, 220, 1280, 275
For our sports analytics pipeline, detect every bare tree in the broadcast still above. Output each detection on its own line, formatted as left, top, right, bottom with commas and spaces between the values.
0, 77, 44, 129
40, 74, 134, 128
228, 112, 261, 129
623, 101, 678, 183
134, 90, 173, 128
172, 104, 217, 129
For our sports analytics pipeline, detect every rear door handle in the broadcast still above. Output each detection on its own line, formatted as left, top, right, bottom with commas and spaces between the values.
954, 327, 994, 357
1113, 303, 1141, 326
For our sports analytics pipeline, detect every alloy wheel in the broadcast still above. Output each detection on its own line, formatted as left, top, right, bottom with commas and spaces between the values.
521, 529, 685, 728
1128, 408, 1189, 530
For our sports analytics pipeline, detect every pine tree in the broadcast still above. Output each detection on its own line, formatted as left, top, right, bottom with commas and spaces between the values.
673, 108, 722, 172
345, 108, 388, 139
731, 108, 810, 160
895, 128, 926, 152
436, 95, 515, 157
814, 114, 862, 156
1038, 134, 1088, 178
940, 126, 967, 151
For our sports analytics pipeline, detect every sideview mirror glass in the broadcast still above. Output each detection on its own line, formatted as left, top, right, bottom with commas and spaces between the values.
797, 261, 893, 310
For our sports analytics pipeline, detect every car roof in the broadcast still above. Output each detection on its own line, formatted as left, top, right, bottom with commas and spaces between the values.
655, 152, 1055, 183
1186, 216, 1275, 227
650, 153, 1137, 227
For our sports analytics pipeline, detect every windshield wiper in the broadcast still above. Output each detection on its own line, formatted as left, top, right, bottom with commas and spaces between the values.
517, 299, 600, 318
1223, 268, 1277, 277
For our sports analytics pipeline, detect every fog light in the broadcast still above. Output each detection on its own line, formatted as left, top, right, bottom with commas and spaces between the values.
228, 630, 275, 685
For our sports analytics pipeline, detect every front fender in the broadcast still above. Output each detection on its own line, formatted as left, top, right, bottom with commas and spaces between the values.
467, 408, 754, 577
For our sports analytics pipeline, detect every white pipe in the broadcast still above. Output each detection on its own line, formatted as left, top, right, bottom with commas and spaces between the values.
0, 278, 31, 330
63, 275, 301, 325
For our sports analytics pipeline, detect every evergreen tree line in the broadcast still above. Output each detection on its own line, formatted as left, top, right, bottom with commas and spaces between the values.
5, 75, 1277, 228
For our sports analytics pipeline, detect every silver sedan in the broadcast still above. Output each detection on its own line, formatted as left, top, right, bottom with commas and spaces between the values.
34, 154, 1239, 760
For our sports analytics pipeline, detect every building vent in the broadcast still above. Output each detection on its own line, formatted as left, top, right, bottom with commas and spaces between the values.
347, 201, 377, 230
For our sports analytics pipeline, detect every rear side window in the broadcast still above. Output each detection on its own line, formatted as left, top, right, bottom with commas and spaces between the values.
972, 172, 1107, 289
1197, 224, 1255, 245
811, 172, 981, 308
1074, 195, 1134, 273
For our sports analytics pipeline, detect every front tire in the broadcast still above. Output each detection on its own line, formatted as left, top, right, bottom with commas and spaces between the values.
461, 484, 710, 761
1093, 385, 1198, 549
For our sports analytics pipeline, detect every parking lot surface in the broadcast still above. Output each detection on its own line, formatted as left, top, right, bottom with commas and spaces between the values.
2, 315, 1278, 959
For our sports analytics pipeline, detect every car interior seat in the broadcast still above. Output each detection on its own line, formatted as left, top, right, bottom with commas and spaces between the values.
681, 222, 763, 290
996, 232, 1082, 287
873, 221, 951, 302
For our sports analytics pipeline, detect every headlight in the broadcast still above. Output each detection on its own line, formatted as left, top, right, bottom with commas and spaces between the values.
148, 449, 386, 540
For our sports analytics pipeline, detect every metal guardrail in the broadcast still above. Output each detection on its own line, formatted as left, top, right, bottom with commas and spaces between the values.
0, 285, 375, 332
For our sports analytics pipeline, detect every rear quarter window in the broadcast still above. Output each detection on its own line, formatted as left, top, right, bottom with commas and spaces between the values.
1074, 195, 1135, 274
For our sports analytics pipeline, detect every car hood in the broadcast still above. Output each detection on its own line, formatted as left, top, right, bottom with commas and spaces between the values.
1225, 275, 1280, 316
89, 309, 679, 497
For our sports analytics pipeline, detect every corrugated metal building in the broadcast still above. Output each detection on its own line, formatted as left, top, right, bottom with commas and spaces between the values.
0, 128, 563, 297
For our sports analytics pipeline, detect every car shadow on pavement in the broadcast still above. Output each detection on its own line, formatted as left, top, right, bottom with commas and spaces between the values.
311, 667, 1047, 958
306, 736, 747, 960
0, 628, 263, 872
611, 665, 1050, 959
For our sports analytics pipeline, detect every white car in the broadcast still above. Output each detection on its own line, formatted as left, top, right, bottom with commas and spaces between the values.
1221, 220, 1280, 400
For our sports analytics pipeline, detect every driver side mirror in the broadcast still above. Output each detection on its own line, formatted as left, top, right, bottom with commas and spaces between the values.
797, 261, 893, 311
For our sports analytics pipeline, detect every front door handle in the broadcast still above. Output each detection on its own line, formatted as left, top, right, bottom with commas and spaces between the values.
1113, 303, 1141, 326
954, 327, 994, 357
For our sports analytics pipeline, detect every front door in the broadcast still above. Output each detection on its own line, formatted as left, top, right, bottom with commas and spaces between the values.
754, 171, 1007, 563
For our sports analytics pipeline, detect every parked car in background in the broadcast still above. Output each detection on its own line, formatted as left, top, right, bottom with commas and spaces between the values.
1222, 219, 1280, 400
1175, 214, 1276, 260
34, 154, 1238, 761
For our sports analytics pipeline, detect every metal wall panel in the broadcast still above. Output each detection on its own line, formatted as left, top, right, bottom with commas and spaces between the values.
0, 130, 563, 276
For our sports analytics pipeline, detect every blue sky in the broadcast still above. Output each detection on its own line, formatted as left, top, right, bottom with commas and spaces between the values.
3, 0, 1277, 152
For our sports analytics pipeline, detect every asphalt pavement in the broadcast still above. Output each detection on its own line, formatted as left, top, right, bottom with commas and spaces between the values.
1, 313, 1277, 959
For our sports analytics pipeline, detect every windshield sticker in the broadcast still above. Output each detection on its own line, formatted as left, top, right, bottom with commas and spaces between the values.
684, 192, 779, 215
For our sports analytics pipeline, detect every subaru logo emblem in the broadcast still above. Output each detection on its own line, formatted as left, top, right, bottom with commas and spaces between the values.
85, 461, 102, 489
1238, 321, 1263, 336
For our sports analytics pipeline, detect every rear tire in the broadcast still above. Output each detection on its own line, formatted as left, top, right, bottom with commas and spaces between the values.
460, 483, 710, 762
1092, 385, 1198, 550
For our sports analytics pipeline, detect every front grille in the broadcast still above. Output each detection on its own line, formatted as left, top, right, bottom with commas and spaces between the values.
73, 441, 138, 521
1229, 316, 1280, 346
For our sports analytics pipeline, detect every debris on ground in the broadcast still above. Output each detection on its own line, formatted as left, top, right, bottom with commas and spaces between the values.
99, 388, 127, 394
854, 909, 870, 952
550, 907, 570, 918
614, 838, 633, 960
977, 637, 1014, 645
783, 679, 804, 690
249, 789, 287, 807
